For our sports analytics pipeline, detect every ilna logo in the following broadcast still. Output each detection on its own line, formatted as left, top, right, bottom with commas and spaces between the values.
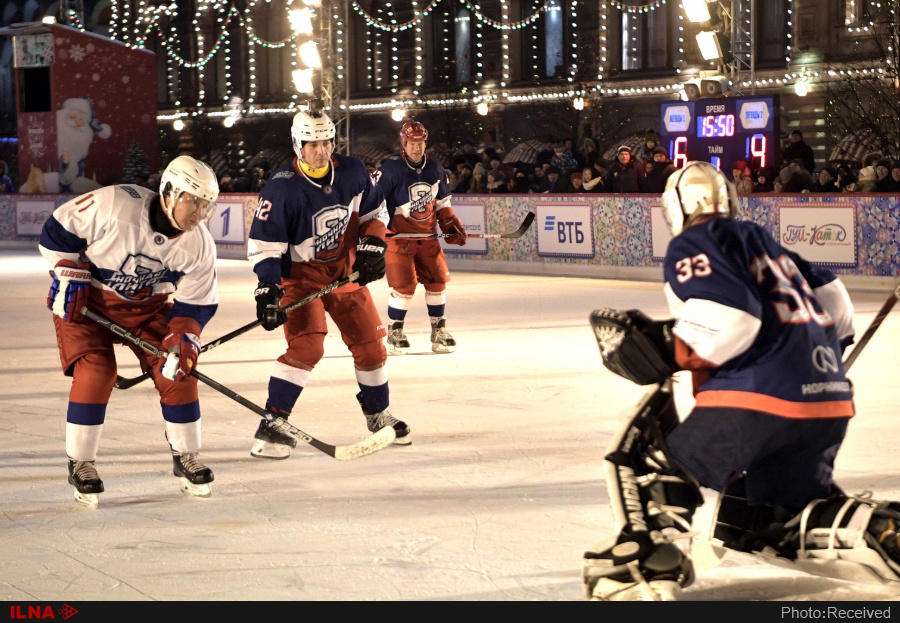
9, 605, 78, 620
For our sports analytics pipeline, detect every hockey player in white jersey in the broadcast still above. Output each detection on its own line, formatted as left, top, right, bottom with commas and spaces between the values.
582, 161, 900, 600
375, 121, 467, 354
39, 155, 220, 506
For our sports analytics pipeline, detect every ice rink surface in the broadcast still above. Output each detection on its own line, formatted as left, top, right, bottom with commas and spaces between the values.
1, 249, 899, 602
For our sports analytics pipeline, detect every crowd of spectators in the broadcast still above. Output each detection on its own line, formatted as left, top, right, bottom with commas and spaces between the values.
430, 127, 900, 197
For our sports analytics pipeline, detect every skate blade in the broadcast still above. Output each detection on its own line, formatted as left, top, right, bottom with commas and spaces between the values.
431, 343, 454, 354
387, 344, 409, 355
393, 434, 413, 446
178, 478, 212, 498
250, 439, 292, 459
73, 490, 100, 508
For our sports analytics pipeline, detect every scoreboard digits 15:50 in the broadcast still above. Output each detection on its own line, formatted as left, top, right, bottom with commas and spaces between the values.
659, 95, 779, 173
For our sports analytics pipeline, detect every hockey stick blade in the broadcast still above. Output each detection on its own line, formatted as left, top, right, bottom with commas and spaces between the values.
386, 211, 535, 239
843, 280, 900, 371
82, 306, 394, 460
113, 272, 360, 390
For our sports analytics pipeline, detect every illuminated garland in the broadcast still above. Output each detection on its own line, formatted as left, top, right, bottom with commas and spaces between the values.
350, 0, 550, 32
350, 0, 441, 32
608, 0, 668, 13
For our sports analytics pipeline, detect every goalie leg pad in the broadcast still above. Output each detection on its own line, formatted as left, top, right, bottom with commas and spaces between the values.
712, 477, 900, 585
583, 382, 702, 600
590, 308, 679, 385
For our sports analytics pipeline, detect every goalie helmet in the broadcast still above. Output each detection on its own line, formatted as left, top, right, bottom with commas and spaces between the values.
160, 155, 219, 229
400, 121, 428, 148
291, 110, 335, 158
660, 161, 737, 236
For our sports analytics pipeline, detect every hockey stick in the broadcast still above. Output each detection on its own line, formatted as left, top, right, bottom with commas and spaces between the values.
81, 306, 395, 460
386, 211, 535, 239
114, 271, 360, 390
843, 281, 900, 371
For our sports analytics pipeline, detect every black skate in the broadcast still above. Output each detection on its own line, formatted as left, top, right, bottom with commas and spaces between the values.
251, 413, 298, 460
430, 317, 456, 353
356, 392, 411, 445
68, 458, 104, 508
172, 451, 214, 498
387, 321, 410, 355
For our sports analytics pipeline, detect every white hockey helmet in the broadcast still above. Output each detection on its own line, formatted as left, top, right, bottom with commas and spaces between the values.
160, 155, 219, 229
660, 161, 737, 236
291, 110, 335, 158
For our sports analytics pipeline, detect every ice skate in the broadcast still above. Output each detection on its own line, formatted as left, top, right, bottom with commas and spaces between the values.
172, 451, 214, 497
250, 414, 298, 460
430, 317, 455, 353
386, 320, 410, 355
356, 392, 411, 445
68, 458, 104, 508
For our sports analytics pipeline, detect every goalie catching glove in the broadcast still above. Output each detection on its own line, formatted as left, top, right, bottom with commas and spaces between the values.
353, 235, 387, 286
590, 308, 679, 385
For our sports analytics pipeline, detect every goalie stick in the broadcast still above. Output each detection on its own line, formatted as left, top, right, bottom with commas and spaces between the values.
114, 271, 360, 390
81, 305, 395, 460
386, 211, 535, 240
843, 280, 900, 371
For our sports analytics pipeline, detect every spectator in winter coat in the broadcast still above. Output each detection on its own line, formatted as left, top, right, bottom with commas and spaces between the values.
781, 130, 815, 173
467, 162, 488, 193
550, 143, 580, 177
535, 140, 556, 169
486, 169, 506, 193
581, 166, 605, 193
605, 146, 645, 193
539, 166, 572, 193
752, 168, 775, 193
644, 146, 678, 193
875, 159, 894, 192
805, 166, 841, 193
731, 160, 754, 194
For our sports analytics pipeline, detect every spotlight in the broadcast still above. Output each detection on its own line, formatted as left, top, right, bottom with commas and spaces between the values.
173, 119, 185, 131
476, 102, 489, 116
391, 108, 405, 122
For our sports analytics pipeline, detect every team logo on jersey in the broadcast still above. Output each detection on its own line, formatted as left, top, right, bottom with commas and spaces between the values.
153, 233, 166, 246
313, 206, 350, 262
407, 181, 435, 220
811, 345, 839, 374
102, 253, 170, 301
371, 170, 382, 185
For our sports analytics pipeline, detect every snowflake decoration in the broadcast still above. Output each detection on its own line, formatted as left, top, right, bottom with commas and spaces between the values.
68, 44, 87, 62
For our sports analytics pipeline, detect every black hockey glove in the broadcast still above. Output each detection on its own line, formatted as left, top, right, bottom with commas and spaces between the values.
255, 282, 287, 331
590, 308, 679, 385
353, 235, 387, 286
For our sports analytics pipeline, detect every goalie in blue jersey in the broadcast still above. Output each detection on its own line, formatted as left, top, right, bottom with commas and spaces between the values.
583, 161, 900, 600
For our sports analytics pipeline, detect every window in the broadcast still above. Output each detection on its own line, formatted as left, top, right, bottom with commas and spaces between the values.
454, 6, 472, 83
620, 4, 671, 71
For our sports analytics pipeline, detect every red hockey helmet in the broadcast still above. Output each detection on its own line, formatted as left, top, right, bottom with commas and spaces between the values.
400, 121, 428, 148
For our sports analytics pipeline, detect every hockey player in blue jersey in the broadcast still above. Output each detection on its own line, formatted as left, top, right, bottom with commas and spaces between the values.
582, 161, 900, 600
247, 109, 411, 459
374, 121, 467, 354
40, 155, 220, 506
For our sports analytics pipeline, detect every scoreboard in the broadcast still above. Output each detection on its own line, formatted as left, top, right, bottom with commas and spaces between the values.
659, 95, 780, 172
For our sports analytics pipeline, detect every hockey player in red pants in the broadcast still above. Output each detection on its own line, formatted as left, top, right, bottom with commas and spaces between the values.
374, 121, 467, 355
40, 155, 220, 506
582, 162, 900, 600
